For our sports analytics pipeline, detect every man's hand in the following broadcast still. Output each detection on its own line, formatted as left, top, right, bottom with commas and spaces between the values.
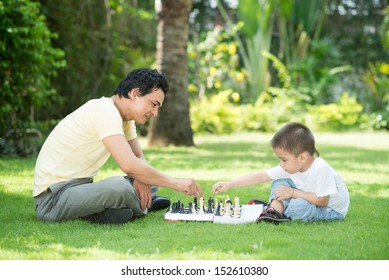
133, 180, 152, 211
175, 178, 203, 197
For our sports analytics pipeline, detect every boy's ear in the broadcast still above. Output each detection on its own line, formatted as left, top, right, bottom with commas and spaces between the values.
299, 151, 310, 162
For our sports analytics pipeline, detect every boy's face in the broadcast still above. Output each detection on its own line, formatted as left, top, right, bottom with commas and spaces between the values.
273, 147, 312, 174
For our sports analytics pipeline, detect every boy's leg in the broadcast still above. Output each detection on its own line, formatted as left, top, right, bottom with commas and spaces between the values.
284, 199, 344, 221
35, 176, 145, 222
268, 178, 296, 212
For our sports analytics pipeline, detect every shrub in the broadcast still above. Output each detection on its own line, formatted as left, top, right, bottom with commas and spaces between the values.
306, 92, 364, 131
190, 90, 241, 134
0, 0, 65, 155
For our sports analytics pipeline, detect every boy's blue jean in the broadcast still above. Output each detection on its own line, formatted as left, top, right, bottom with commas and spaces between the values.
269, 179, 344, 222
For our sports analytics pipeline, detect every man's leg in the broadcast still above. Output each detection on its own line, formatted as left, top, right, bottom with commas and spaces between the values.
35, 176, 144, 223
124, 176, 170, 211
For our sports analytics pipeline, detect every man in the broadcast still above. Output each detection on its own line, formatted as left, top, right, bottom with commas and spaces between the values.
33, 68, 203, 224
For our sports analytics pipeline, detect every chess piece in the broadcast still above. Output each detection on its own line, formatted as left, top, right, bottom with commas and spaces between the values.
225, 201, 231, 217
188, 202, 193, 214
172, 202, 179, 213
233, 197, 240, 218
207, 197, 214, 213
198, 197, 205, 215
215, 203, 221, 216
191, 202, 196, 214
219, 202, 224, 215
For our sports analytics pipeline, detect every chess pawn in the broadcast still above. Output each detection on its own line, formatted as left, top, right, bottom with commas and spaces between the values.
234, 196, 240, 217
219, 202, 224, 215
225, 201, 231, 217
191, 202, 196, 214
198, 197, 205, 215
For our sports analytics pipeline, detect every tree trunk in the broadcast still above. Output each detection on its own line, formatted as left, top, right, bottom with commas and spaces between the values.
148, 0, 194, 147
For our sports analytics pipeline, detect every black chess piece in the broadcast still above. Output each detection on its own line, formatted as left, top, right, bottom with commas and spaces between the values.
207, 197, 214, 213
215, 203, 221, 216
188, 202, 193, 214
171, 202, 179, 213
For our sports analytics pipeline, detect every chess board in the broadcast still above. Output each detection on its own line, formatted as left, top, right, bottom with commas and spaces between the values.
164, 197, 263, 224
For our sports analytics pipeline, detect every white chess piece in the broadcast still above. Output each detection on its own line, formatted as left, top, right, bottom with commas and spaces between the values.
225, 201, 231, 217
233, 197, 240, 218
191, 201, 196, 214
198, 197, 205, 215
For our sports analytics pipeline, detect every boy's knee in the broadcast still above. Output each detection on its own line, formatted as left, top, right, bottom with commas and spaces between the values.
272, 178, 295, 188
284, 198, 316, 221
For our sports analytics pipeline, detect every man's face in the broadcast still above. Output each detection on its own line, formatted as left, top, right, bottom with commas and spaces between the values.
121, 88, 164, 124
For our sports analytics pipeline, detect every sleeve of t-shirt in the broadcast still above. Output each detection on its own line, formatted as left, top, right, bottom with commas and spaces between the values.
89, 100, 124, 140
266, 165, 290, 180
123, 120, 137, 141
312, 166, 338, 197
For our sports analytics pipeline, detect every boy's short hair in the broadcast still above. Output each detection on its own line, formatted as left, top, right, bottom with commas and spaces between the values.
271, 122, 319, 156
114, 68, 169, 97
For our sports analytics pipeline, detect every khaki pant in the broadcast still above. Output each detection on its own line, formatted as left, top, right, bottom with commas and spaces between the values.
34, 176, 158, 222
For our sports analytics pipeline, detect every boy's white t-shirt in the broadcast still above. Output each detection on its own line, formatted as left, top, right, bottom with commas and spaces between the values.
33, 97, 137, 197
266, 157, 350, 216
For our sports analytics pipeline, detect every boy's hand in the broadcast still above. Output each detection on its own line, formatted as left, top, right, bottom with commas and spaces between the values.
212, 181, 230, 194
274, 185, 294, 200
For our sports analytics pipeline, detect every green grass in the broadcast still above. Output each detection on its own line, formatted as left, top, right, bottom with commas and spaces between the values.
0, 132, 388, 260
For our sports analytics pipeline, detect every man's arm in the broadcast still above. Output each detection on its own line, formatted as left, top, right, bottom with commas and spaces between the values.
128, 138, 145, 160
128, 137, 151, 210
102, 134, 203, 196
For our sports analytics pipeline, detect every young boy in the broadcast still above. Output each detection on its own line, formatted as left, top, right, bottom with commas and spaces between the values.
212, 122, 350, 223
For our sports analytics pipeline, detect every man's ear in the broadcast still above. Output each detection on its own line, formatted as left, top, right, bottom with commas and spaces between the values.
128, 88, 139, 100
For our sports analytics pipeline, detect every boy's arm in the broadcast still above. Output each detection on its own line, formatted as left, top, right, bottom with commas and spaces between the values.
213, 171, 272, 194
274, 186, 330, 207
293, 189, 329, 207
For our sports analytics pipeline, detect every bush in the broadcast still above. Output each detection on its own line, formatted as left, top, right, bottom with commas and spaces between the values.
190, 90, 241, 134
306, 92, 364, 131
0, 0, 65, 155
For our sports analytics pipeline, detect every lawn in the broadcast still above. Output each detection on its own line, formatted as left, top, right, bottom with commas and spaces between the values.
0, 132, 388, 260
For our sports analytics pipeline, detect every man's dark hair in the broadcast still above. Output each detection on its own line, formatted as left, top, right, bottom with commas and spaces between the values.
271, 122, 320, 156
114, 68, 169, 97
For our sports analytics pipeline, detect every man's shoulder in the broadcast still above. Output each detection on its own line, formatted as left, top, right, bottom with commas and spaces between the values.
85, 97, 114, 107
80, 97, 117, 114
